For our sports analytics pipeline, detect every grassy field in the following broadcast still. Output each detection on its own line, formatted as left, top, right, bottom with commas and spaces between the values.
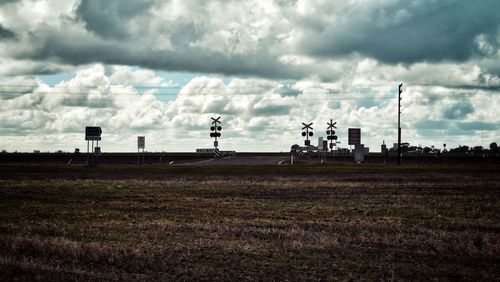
0, 167, 499, 280
1, 163, 500, 178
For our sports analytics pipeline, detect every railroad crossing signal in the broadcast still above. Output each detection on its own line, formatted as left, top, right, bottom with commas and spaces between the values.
210, 116, 222, 140
210, 116, 222, 157
326, 119, 338, 151
301, 122, 313, 146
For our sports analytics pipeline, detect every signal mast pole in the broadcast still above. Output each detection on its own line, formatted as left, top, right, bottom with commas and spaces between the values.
398, 83, 403, 165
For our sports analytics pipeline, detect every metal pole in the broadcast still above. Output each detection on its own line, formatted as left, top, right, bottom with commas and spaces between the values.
87, 140, 89, 165
90, 140, 94, 165
398, 84, 402, 165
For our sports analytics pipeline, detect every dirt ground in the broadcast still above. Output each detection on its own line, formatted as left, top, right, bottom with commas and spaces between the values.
1, 165, 499, 281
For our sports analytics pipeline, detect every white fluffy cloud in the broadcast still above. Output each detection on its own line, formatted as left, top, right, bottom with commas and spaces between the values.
0, 64, 498, 152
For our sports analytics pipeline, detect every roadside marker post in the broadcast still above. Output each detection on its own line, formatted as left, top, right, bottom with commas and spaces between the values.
214, 147, 221, 158
137, 136, 145, 165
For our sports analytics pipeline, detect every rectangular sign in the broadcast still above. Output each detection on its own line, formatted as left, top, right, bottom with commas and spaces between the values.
85, 126, 102, 141
322, 140, 328, 150
348, 128, 361, 145
138, 136, 145, 149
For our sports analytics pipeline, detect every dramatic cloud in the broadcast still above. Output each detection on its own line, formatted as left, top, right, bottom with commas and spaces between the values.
301, 0, 500, 64
0, 0, 498, 79
0, 1, 499, 152
442, 101, 474, 120
0, 24, 15, 40
76, 0, 156, 39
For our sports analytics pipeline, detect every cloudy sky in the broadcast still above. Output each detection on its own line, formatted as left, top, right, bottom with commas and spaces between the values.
0, 0, 499, 152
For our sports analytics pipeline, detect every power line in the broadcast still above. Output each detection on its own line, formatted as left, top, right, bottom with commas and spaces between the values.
0, 90, 494, 97
0, 82, 498, 89
0, 96, 490, 102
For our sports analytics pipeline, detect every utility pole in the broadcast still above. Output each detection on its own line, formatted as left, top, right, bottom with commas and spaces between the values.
398, 83, 403, 165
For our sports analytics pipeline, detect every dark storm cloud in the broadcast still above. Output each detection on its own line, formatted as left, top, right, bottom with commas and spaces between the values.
414, 120, 449, 130
1, 0, 500, 81
170, 22, 204, 48
0, 0, 19, 5
305, 0, 500, 64
275, 85, 302, 97
442, 101, 474, 119
252, 104, 290, 116
76, 0, 156, 39
13, 29, 308, 79
0, 24, 15, 40
457, 121, 498, 131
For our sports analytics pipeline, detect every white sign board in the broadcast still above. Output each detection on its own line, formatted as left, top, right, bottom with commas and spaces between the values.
138, 136, 145, 149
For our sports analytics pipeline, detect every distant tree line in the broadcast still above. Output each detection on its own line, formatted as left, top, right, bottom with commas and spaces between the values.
448, 142, 498, 155
388, 142, 498, 156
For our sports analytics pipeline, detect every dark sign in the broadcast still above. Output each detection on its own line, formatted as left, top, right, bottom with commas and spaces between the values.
85, 126, 102, 141
348, 128, 361, 145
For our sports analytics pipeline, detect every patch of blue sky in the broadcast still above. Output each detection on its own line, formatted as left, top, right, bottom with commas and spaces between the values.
36, 68, 235, 103
38, 72, 76, 86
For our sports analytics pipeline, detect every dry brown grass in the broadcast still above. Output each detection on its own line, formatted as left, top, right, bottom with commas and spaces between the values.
0, 173, 499, 281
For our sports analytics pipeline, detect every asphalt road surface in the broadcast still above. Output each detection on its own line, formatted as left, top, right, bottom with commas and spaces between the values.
175, 156, 292, 166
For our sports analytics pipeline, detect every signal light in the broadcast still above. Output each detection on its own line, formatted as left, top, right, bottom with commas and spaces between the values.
327, 119, 338, 152
301, 122, 314, 149
210, 116, 222, 153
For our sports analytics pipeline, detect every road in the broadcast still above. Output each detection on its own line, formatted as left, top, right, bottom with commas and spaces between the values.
175, 156, 291, 166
